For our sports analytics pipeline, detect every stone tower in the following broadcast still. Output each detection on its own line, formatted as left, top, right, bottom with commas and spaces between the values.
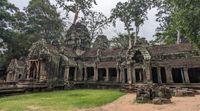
65, 23, 91, 50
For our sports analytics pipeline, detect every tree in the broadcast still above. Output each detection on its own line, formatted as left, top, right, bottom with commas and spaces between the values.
56, 0, 97, 24
80, 11, 109, 41
110, 2, 134, 49
154, 0, 200, 48
25, 0, 64, 43
93, 35, 110, 49
0, 0, 19, 65
110, 0, 151, 48
111, 33, 129, 49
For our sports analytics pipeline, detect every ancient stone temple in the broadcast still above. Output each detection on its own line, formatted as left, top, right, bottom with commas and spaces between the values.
3, 23, 200, 92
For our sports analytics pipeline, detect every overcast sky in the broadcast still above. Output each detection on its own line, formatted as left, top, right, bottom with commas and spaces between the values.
9, 0, 159, 41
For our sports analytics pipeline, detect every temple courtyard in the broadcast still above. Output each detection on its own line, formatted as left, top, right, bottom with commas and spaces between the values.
0, 89, 200, 111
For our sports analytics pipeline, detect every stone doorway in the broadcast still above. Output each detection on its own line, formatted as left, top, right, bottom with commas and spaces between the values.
135, 69, 143, 82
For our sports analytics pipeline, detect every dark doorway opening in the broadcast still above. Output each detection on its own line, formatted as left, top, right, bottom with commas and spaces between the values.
98, 68, 106, 81
124, 68, 128, 83
29, 61, 38, 79
109, 68, 117, 82
151, 67, 158, 83
172, 68, 184, 83
135, 69, 143, 82
87, 67, 94, 81
161, 67, 167, 83
133, 51, 144, 63
188, 68, 200, 83
69, 67, 75, 81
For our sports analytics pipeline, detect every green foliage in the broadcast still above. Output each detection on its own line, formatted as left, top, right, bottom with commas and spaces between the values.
111, 33, 129, 49
81, 11, 109, 41
25, 0, 64, 43
110, 0, 152, 46
0, 89, 124, 111
154, 0, 200, 48
93, 35, 110, 49
56, 0, 97, 24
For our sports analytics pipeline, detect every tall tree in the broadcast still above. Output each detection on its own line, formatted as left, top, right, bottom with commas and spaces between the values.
80, 11, 109, 41
110, 1, 134, 49
154, 0, 200, 48
25, 0, 64, 43
110, 0, 151, 48
0, 0, 19, 65
110, 33, 130, 49
56, 0, 97, 24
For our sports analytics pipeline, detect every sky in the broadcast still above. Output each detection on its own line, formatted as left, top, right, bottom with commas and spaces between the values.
8, 0, 160, 41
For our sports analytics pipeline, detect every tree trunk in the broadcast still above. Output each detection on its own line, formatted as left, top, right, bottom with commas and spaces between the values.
134, 26, 139, 46
176, 29, 180, 44
127, 28, 132, 49
73, 10, 79, 24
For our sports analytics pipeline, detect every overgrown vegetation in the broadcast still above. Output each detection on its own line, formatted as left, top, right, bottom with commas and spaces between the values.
0, 89, 124, 111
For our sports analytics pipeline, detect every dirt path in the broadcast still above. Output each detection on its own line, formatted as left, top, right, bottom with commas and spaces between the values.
80, 93, 200, 111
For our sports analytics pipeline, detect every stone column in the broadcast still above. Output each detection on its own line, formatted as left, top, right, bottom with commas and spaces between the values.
117, 68, 120, 82
27, 61, 31, 79
157, 67, 162, 84
120, 68, 125, 83
145, 62, 152, 83
166, 66, 173, 83
84, 67, 87, 81
184, 67, 190, 83
94, 67, 98, 81
79, 68, 83, 81
106, 67, 109, 82
132, 66, 136, 83
64, 66, 69, 81
127, 63, 133, 84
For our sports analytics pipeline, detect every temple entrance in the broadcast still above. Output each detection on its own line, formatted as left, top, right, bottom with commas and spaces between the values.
69, 67, 75, 81
172, 68, 184, 83
161, 67, 167, 83
98, 68, 106, 81
151, 67, 158, 83
29, 60, 40, 80
135, 69, 143, 82
188, 68, 200, 83
87, 67, 94, 81
109, 68, 117, 82
133, 51, 144, 63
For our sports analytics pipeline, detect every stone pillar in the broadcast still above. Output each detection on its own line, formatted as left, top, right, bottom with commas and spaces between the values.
145, 62, 152, 83
157, 67, 162, 84
64, 67, 69, 81
94, 67, 98, 81
166, 66, 173, 83
132, 67, 136, 83
184, 67, 190, 83
120, 68, 125, 83
27, 61, 31, 79
106, 67, 109, 82
84, 67, 87, 81
117, 68, 120, 82
79, 68, 83, 81
127, 63, 133, 84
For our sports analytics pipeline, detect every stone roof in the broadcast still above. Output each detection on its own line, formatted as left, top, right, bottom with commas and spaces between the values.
148, 43, 196, 56
83, 48, 127, 57
156, 57, 200, 66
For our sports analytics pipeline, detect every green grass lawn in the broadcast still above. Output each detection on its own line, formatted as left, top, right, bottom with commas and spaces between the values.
0, 89, 124, 111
